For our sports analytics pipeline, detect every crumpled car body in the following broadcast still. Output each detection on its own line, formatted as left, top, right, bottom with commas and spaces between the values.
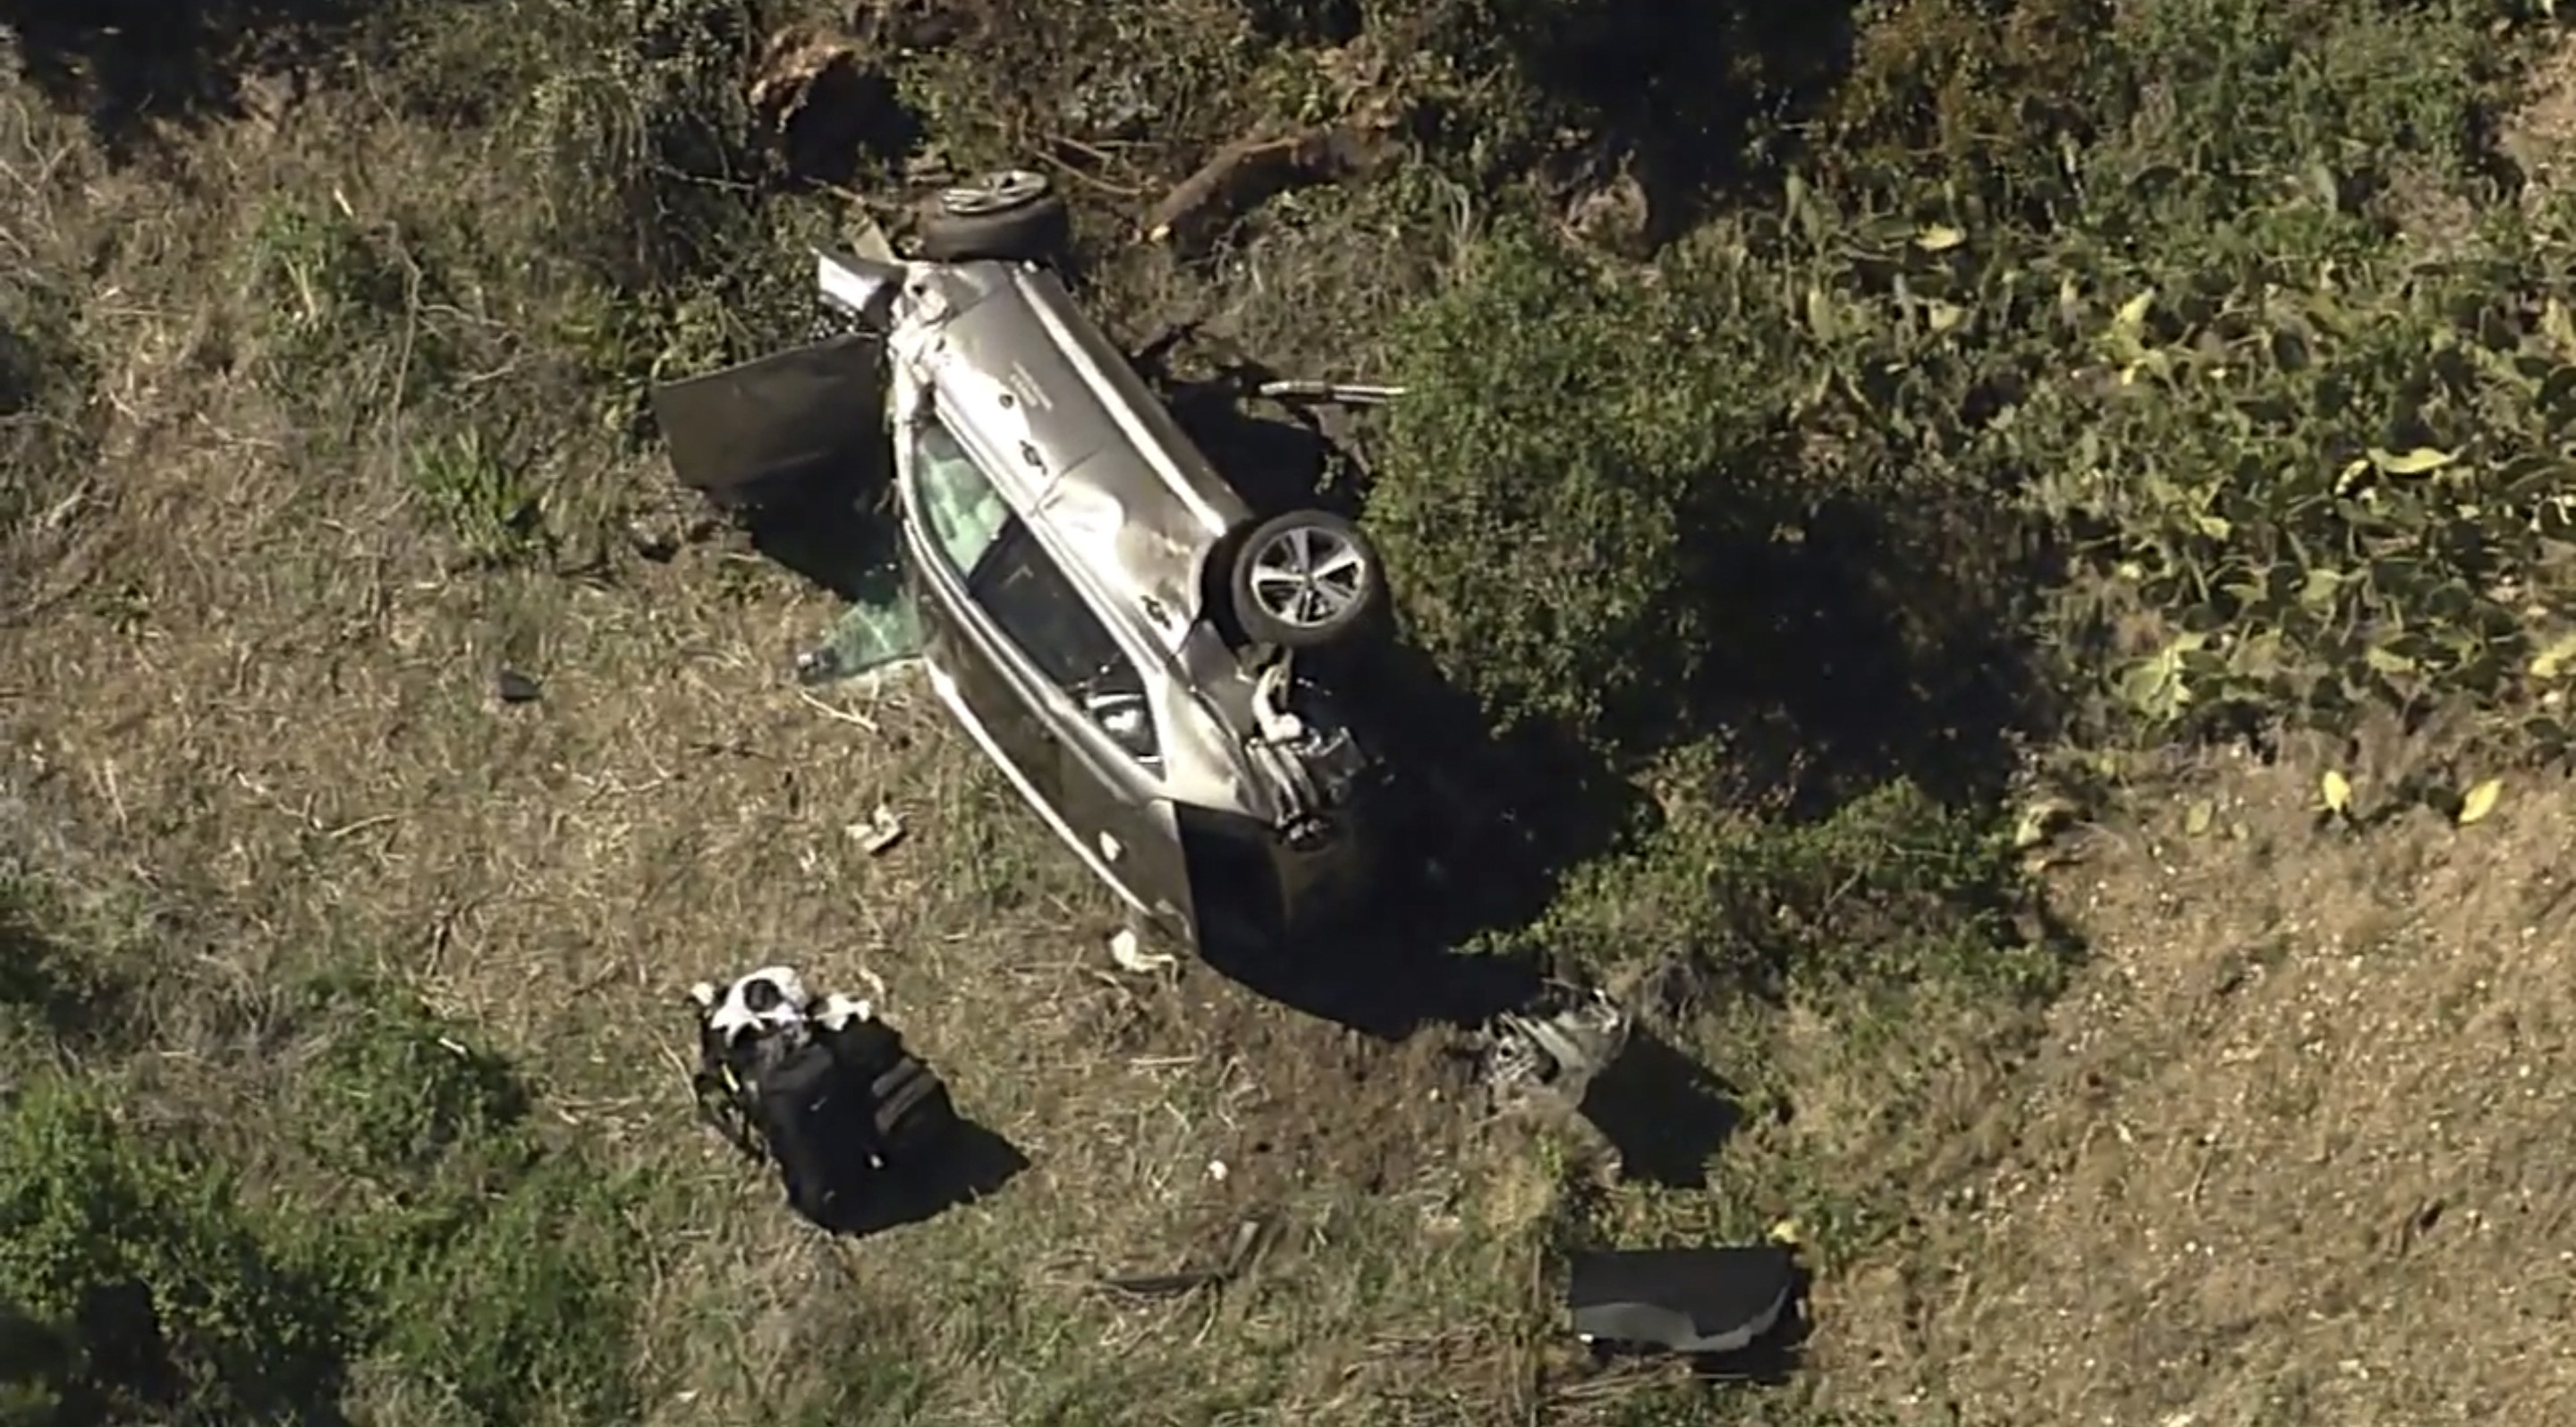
650, 248, 1387, 955
1485, 983, 1633, 1112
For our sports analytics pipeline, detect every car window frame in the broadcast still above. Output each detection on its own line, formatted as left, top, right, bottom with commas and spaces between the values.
902, 407, 1165, 769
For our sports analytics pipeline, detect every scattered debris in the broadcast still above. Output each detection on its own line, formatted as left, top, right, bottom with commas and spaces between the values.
1254, 378, 1404, 405
496, 669, 541, 704
1567, 1244, 1801, 1357
1142, 120, 1402, 259
1099, 1217, 1270, 1300
1483, 983, 1631, 1112
1108, 927, 1175, 974
852, 804, 906, 855
796, 588, 922, 687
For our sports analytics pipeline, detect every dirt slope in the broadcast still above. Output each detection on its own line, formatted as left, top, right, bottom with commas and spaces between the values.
1826, 751, 2576, 1426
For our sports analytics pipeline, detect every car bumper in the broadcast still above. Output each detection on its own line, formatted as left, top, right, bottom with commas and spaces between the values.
1174, 800, 1380, 954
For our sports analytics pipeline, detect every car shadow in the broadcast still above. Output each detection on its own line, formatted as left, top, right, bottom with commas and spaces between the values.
1573, 1026, 1744, 1190
820, 1120, 1029, 1239
1154, 384, 1652, 1041
1195, 635, 1647, 1041
731, 463, 905, 606
1175, 396, 1352, 521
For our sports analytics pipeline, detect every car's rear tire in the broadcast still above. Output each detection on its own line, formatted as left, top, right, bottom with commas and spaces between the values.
915, 169, 1072, 264
1228, 509, 1385, 650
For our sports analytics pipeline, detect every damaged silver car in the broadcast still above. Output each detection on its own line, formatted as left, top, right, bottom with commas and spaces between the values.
650, 172, 1393, 955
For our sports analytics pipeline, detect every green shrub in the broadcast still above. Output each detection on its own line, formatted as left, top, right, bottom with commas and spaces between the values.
281, 976, 648, 1423
1368, 231, 1792, 751
292, 975, 537, 1187
1382, 0, 2567, 760
1826, 0, 2123, 200
364, 1159, 648, 1425
1511, 756, 2065, 1003
0, 953, 648, 1425
1976, 0, 2558, 743
0, 1080, 358, 1421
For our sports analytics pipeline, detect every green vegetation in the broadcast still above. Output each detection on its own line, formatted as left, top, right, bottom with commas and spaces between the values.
2, 879, 648, 1425
4, 0, 2573, 1420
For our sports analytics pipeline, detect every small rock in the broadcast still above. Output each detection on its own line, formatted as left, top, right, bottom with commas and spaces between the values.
496, 669, 541, 704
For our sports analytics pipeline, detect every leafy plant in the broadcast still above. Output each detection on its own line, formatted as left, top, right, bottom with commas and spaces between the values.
409, 426, 548, 566
0, 1080, 359, 1421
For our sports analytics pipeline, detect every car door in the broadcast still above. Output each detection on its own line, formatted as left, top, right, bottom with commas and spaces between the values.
647, 334, 887, 505
956, 517, 1195, 932
898, 412, 1196, 927
1041, 647, 1198, 939
901, 415, 1068, 817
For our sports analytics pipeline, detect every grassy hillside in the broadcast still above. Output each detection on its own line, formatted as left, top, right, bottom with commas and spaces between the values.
5, 0, 2576, 1423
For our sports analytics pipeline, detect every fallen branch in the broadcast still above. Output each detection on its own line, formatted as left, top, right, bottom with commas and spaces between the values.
1141, 122, 1400, 259
1097, 1218, 1272, 1300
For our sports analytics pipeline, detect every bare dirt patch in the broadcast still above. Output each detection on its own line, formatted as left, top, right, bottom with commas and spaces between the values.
1825, 749, 2576, 1426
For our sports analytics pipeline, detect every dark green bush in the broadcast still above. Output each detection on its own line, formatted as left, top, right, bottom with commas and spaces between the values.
1368, 231, 1798, 751
1381, 0, 2565, 761
1825, 0, 2122, 202
0, 956, 648, 1425
290, 978, 648, 1424
1514, 764, 2064, 1002
0, 1080, 357, 1422
364, 1159, 649, 1425
294, 976, 536, 1185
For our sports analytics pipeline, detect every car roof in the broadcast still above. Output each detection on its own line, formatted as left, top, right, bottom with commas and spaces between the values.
904, 260, 1256, 660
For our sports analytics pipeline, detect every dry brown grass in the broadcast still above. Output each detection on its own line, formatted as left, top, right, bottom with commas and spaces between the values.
13, 7, 2576, 1427
1856, 744, 2576, 1427
0, 35, 1589, 1424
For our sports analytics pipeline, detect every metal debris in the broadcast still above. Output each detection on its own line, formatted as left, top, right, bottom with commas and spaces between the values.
1108, 926, 1174, 973
1485, 983, 1632, 1112
852, 804, 907, 855
1098, 1217, 1270, 1300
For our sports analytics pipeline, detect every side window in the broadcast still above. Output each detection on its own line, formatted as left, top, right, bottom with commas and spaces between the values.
909, 417, 1012, 575
906, 414, 1159, 762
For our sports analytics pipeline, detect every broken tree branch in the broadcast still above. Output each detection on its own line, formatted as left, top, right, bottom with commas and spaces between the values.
1141, 122, 1401, 259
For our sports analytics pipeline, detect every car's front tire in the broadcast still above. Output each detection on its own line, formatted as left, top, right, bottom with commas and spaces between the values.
1227, 508, 1387, 649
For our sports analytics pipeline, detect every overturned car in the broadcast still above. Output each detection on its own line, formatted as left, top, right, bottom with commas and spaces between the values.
651, 172, 1394, 956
